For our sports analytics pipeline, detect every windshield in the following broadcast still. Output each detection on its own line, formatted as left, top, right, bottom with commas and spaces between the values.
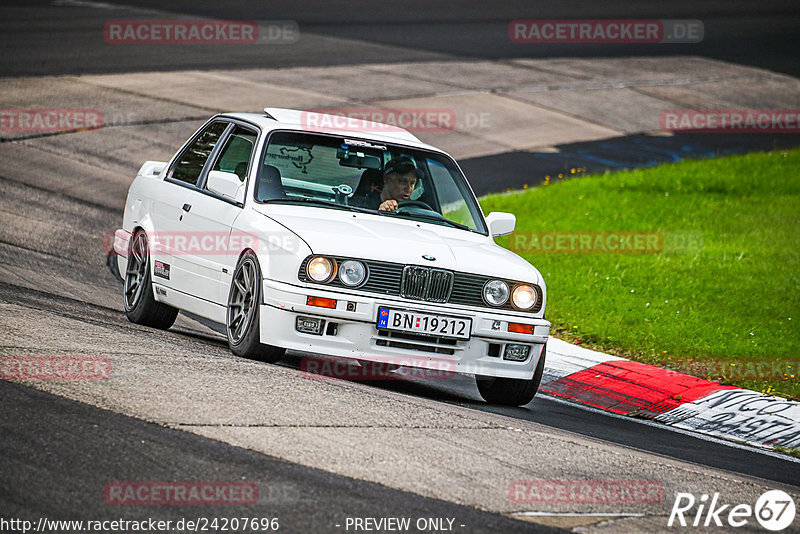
255, 130, 487, 234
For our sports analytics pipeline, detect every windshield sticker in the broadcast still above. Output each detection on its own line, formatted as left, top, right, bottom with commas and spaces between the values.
265, 146, 314, 174
343, 139, 387, 151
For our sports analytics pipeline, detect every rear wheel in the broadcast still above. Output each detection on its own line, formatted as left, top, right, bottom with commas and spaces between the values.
123, 230, 178, 329
476, 344, 547, 406
226, 251, 284, 363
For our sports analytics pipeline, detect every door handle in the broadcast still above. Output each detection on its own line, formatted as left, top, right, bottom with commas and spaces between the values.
182, 203, 192, 212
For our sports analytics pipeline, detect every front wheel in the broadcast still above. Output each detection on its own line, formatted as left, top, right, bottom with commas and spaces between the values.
476, 344, 547, 406
123, 229, 178, 329
226, 251, 284, 363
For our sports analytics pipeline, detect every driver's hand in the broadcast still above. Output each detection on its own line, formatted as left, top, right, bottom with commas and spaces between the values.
379, 199, 398, 212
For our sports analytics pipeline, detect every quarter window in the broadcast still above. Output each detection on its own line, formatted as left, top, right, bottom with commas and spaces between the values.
171, 121, 228, 186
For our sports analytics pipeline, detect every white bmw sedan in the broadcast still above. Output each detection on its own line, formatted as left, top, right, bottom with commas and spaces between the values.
114, 108, 550, 405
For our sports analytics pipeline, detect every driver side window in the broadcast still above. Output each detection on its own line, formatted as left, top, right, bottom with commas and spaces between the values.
210, 126, 258, 184
427, 159, 478, 230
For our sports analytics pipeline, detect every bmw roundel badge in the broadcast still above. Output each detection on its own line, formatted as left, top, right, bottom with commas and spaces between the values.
422, 254, 436, 261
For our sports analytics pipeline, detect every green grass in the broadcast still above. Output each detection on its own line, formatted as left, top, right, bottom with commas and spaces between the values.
479, 149, 800, 399
773, 445, 800, 459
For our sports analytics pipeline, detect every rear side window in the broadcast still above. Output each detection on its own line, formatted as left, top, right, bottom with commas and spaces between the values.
171, 121, 228, 186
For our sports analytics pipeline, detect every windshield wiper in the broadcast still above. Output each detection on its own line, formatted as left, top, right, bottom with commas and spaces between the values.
263, 197, 376, 215
392, 210, 475, 232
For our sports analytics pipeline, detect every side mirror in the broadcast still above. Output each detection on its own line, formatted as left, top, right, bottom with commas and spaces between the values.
207, 170, 244, 202
485, 212, 516, 236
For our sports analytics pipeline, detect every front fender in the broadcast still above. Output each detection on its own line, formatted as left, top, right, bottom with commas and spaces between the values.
228, 211, 313, 286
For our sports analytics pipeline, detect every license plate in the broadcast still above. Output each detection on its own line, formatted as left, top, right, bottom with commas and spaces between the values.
377, 307, 471, 340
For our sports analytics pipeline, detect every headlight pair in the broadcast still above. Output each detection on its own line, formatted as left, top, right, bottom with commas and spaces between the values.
306, 256, 367, 287
483, 279, 538, 311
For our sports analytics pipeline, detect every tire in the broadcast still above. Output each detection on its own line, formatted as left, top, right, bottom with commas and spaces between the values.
123, 229, 178, 329
226, 251, 284, 363
476, 343, 547, 406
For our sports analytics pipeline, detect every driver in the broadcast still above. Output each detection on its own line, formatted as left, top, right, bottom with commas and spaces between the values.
372, 156, 420, 212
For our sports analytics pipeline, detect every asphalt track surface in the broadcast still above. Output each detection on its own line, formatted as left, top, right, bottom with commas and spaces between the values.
0, 380, 558, 534
2, 1, 800, 532
136, 308, 800, 491
2, 0, 799, 77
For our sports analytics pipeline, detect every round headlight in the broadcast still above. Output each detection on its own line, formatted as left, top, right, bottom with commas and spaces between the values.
307, 256, 335, 283
338, 260, 366, 287
483, 279, 509, 306
512, 284, 537, 310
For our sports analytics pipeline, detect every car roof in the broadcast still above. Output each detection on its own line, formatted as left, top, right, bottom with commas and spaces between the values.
221, 108, 440, 151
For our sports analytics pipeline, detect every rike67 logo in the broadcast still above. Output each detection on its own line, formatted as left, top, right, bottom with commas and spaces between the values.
669, 490, 796, 531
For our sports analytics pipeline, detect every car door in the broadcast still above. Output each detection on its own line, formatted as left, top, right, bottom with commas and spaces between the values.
172, 124, 259, 305
150, 120, 230, 294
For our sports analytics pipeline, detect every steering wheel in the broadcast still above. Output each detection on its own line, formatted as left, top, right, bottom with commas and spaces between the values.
397, 199, 434, 211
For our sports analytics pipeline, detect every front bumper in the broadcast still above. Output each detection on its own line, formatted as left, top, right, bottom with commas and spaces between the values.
260, 279, 550, 379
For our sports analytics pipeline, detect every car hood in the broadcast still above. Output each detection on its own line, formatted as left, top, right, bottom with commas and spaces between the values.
253, 204, 543, 284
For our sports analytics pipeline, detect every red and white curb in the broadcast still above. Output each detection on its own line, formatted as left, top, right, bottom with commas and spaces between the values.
543, 338, 800, 450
